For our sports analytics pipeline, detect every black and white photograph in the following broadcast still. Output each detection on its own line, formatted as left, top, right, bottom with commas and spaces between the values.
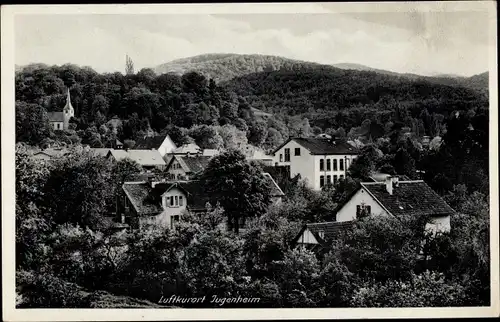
2, 2, 499, 320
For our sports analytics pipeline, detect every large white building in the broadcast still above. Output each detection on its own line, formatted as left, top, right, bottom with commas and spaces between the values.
272, 137, 359, 190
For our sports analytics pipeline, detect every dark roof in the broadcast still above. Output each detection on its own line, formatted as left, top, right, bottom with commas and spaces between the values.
293, 221, 355, 247
134, 136, 167, 149
177, 156, 212, 173
273, 137, 359, 155
47, 111, 64, 122
122, 180, 212, 215
123, 182, 163, 215
361, 180, 456, 217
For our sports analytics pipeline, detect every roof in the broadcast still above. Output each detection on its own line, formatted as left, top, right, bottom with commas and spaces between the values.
47, 111, 64, 122
176, 155, 212, 173
272, 137, 359, 155
263, 172, 285, 197
90, 148, 112, 156
360, 180, 456, 218
250, 149, 273, 160
202, 149, 220, 156
108, 149, 166, 166
33, 148, 68, 158
293, 221, 355, 247
134, 135, 168, 149
122, 180, 212, 215
368, 172, 411, 182
171, 143, 201, 154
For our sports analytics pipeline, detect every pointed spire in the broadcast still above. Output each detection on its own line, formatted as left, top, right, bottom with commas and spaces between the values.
66, 88, 71, 102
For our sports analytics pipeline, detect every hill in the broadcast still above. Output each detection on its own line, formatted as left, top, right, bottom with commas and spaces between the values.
155, 53, 488, 93
222, 64, 489, 130
154, 53, 323, 83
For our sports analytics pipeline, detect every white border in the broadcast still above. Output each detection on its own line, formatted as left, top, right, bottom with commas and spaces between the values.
2, 2, 499, 321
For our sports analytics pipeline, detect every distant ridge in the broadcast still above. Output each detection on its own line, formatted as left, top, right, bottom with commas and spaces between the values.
155, 53, 488, 93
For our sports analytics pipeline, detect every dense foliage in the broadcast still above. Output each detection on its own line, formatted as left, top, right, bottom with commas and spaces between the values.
15, 60, 490, 308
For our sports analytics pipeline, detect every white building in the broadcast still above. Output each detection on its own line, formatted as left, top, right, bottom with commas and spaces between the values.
333, 176, 453, 234
272, 137, 359, 190
47, 89, 74, 131
134, 134, 177, 159
293, 176, 455, 250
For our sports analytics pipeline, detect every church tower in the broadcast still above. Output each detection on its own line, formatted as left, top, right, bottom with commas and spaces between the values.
63, 88, 74, 130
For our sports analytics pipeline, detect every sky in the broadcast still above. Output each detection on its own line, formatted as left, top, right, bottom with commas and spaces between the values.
14, 4, 493, 77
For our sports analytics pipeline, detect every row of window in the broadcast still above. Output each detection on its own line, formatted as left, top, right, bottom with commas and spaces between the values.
319, 174, 344, 188
171, 163, 182, 170
279, 148, 300, 162
167, 195, 184, 207
319, 158, 349, 171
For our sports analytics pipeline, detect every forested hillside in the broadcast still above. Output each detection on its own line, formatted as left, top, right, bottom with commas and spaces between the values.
154, 53, 323, 83
155, 53, 489, 93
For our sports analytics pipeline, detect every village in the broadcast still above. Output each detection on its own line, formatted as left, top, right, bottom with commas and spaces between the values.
30, 89, 454, 247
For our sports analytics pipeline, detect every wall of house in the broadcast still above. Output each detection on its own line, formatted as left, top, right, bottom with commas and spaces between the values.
425, 215, 451, 234
158, 136, 177, 157
336, 188, 389, 222
297, 228, 319, 244
167, 159, 188, 180
50, 121, 64, 131
313, 154, 358, 191
273, 140, 315, 188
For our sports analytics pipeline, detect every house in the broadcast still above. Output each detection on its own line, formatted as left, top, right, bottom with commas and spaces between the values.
134, 134, 177, 158
47, 89, 74, 131
120, 180, 211, 230
272, 137, 360, 190
164, 143, 219, 164
32, 147, 68, 161
165, 155, 212, 180
292, 221, 355, 251
120, 173, 285, 231
334, 176, 455, 234
90, 148, 113, 157
248, 147, 274, 166
106, 149, 166, 171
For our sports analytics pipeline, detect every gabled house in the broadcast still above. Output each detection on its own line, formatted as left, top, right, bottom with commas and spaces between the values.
120, 173, 285, 231
120, 180, 211, 230
272, 136, 360, 190
165, 155, 212, 180
292, 221, 355, 252
334, 176, 455, 234
134, 134, 177, 158
106, 149, 166, 171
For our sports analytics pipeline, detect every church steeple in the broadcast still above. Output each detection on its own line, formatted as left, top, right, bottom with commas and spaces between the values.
63, 88, 74, 114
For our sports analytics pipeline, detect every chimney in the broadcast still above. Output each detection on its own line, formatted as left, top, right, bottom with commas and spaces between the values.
385, 176, 394, 195
385, 176, 400, 195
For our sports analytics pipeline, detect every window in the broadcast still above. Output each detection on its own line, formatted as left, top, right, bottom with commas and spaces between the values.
326, 159, 331, 171
179, 196, 184, 206
170, 196, 174, 206
294, 148, 301, 156
326, 175, 331, 184
320, 175, 325, 188
171, 215, 180, 229
175, 196, 179, 206
333, 175, 338, 184
284, 148, 290, 162
333, 159, 338, 171
279, 154, 283, 162
356, 205, 372, 219
340, 159, 344, 171
319, 159, 324, 171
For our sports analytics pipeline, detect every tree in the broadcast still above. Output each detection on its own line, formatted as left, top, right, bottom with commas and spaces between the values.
201, 149, 273, 234
16, 101, 53, 146
125, 55, 134, 75
188, 125, 223, 149
43, 149, 114, 228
